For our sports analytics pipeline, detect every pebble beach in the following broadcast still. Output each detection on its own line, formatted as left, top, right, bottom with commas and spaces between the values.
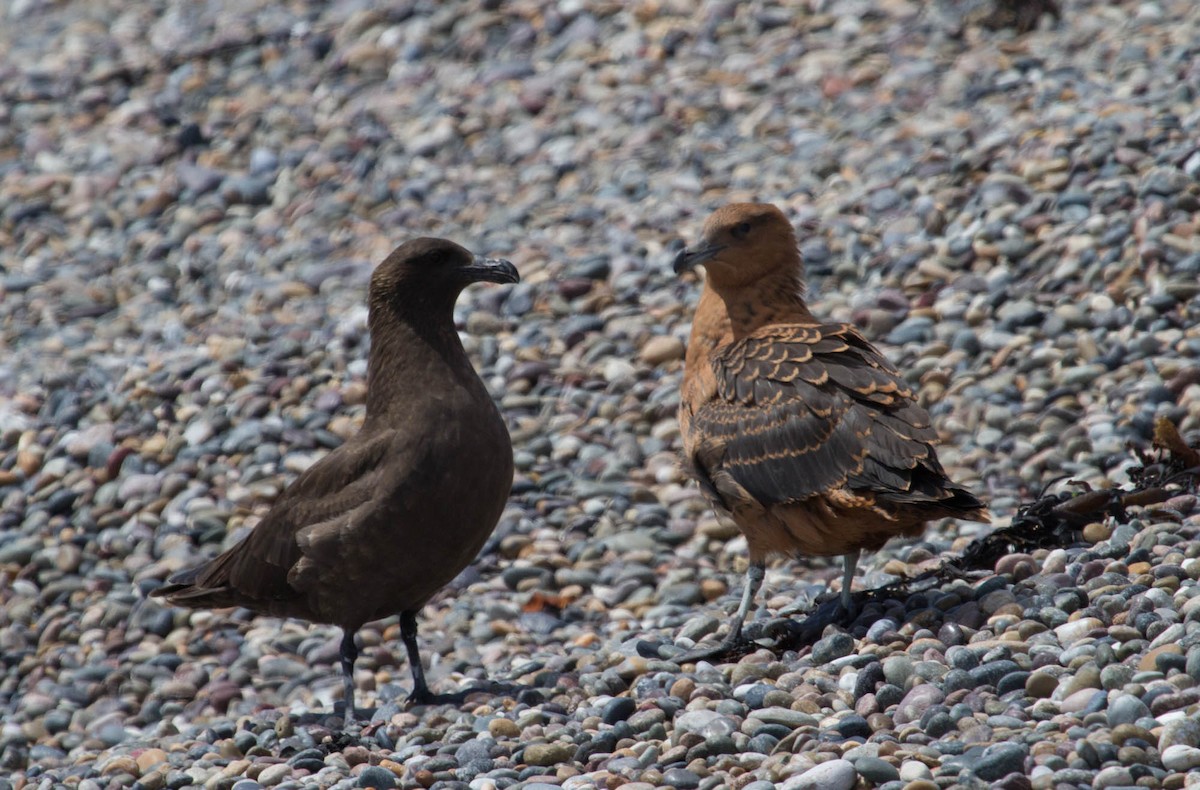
2, 0, 1200, 788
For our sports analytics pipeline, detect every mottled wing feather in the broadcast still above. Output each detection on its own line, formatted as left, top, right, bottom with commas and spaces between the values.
692, 323, 947, 509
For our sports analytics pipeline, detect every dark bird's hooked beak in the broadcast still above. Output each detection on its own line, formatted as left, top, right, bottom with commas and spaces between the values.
463, 255, 520, 284
673, 243, 725, 274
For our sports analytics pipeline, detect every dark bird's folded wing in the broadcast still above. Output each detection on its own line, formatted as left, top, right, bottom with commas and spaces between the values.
156, 428, 424, 607
689, 323, 957, 511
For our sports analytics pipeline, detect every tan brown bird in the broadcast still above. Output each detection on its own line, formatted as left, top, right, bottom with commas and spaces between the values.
153, 237, 519, 718
674, 203, 987, 654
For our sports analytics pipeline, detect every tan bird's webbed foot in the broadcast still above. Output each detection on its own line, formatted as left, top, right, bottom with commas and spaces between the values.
663, 550, 863, 664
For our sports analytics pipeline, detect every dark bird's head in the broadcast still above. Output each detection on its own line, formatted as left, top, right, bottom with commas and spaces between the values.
370, 237, 519, 313
673, 203, 802, 292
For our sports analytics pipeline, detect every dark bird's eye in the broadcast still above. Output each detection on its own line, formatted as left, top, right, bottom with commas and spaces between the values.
732, 222, 751, 239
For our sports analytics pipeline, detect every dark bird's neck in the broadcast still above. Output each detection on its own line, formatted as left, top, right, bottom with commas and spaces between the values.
708, 267, 813, 340
364, 297, 473, 421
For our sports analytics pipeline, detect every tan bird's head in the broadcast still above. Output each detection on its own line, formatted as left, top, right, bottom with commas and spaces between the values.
370, 237, 519, 312
673, 203, 801, 291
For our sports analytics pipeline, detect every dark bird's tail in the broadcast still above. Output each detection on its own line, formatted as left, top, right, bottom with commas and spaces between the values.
150, 560, 241, 609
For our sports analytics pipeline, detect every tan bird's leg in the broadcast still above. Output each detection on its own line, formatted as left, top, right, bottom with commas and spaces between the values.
840, 550, 860, 613
729, 561, 766, 642
670, 561, 765, 663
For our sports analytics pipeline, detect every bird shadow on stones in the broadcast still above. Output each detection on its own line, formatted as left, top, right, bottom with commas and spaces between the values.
644, 417, 1200, 664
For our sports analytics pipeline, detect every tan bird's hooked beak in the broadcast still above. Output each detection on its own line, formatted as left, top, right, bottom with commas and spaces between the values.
673, 243, 725, 274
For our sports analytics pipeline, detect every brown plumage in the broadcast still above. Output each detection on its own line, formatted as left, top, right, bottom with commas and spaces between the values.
152, 237, 519, 718
675, 203, 987, 653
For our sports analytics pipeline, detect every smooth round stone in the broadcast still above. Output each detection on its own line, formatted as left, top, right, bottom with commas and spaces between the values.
945, 646, 978, 671
1025, 671, 1058, 698
780, 759, 856, 790
1161, 744, 1200, 771
1092, 766, 1135, 788
997, 671, 1031, 696
964, 657, 1022, 691
1055, 617, 1104, 645
899, 761, 933, 781
853, 663, 884, 698
674, 710, 737, 738
753, 708, 818, 729
488, 718, 520, 738
738, 683, 774, 709
893, 685, 945, 726
882, 656, 915, 687
1060, 687, 1103, 714
660, 768, 701, 789
523, 742, 574, 766
875, 684, 903, 709
356, 766, 398, 789
811, 632, 855, 665
1107, 694, 1152, 726
972, 742, 1028, 781
1111, 722, 1154, 746
746, 734, 780, 754
1185, 646, 1200, 681
455, 740, 494, 765
852, 756, 899, 784
256, 764, 291, 786
730, 662, 771, 686
834, 715, 871, 739
639, 335, 685, 364
602, 697, 636, 724
1159, 718, 1200, 750
866, 618, 899, 642
921, 711, 954, 738
1099, 664, 1134, 691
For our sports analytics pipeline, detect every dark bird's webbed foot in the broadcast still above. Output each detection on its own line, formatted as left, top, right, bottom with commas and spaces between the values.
399, 610, 528, 707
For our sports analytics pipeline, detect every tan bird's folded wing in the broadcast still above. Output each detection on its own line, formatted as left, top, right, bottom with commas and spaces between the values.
691, 323, 949, 509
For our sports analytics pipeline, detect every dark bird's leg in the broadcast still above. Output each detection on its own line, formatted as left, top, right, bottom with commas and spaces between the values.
840, 550, 860, 613
400, 610, 528, 706
671, 561, 765, 663
400, 610, 435, 705
340, 629, 359, 721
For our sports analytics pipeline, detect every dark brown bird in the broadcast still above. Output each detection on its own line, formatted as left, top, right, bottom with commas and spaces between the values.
152, 237, 519, 718
674, 203, 987, 654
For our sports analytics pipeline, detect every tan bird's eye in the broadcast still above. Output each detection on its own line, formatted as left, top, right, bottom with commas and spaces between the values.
732, 222, 751, 239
